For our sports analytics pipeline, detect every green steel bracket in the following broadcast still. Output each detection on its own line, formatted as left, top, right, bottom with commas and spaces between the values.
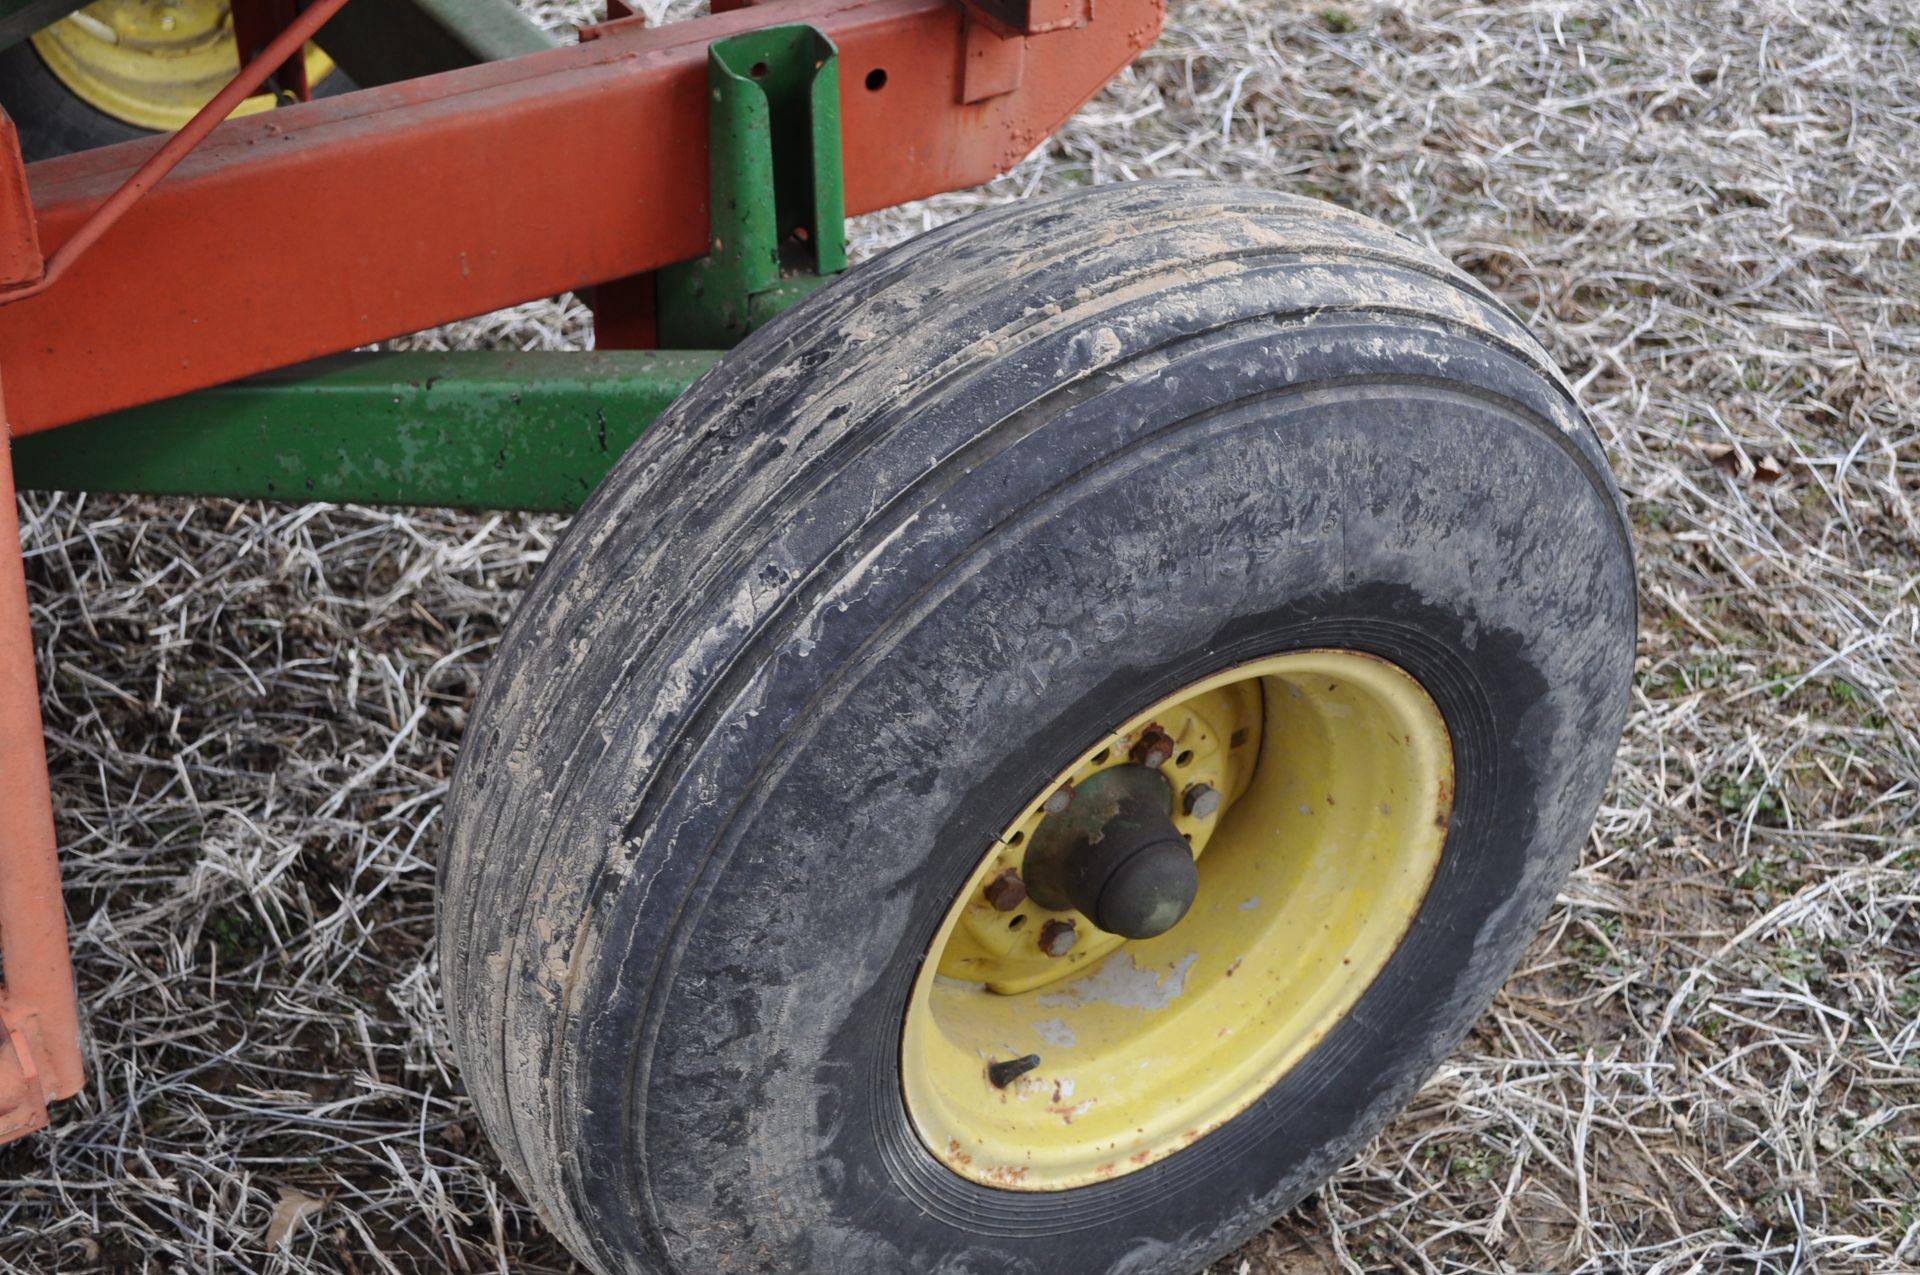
10, 350, 720, 513
657, 24, 848, 348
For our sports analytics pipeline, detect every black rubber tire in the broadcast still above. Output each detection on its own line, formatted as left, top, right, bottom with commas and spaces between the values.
0, 38, 148, 161
0, 36, 352, 163
440, 181, 1637, 1275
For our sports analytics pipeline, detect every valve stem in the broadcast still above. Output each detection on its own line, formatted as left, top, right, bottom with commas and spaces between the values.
988, 1054, 1042, 1088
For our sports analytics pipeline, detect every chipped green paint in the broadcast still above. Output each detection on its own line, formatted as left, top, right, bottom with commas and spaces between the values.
10, 350, 720, 512
657, 24, 848, 347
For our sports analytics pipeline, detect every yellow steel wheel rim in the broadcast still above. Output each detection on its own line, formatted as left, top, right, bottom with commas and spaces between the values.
32, 0, 335, 133
901, 650, 1454, 1191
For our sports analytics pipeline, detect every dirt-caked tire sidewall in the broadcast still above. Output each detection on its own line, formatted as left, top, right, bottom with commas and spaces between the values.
591, 369, 1631, 1275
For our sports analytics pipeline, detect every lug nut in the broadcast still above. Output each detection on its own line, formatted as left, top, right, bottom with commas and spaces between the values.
1039, 918, 1078, 957
1131, 726, 1175, 770
984, 869, 1027, 912
1042, 785, 1074, 815
1184, 783, 1222, 820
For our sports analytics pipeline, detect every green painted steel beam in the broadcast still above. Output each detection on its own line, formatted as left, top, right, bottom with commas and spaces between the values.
10, 350, 719, 513
315, 0, 557, 86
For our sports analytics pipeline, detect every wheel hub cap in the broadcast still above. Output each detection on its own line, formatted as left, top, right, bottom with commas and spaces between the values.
1021, 764, 1198, 940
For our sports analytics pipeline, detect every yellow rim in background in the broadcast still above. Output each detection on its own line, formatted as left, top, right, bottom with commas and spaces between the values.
32, 0, 334, 133
901, 650, 1454, 1191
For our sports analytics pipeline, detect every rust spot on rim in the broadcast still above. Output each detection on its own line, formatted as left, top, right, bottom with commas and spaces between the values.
1130, 723, 1176, 769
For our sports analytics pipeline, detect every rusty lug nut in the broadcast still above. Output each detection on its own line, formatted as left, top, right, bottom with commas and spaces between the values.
1039, 918, 1078, 957
1184, 783, 1222, 819
1042, 785, 1073, 816
988, 1054, 1042, 1088
984, 869, 1027, 912
1131, 725, 1176, 770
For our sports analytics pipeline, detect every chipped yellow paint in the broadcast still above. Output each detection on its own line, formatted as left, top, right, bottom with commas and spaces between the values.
902, 650, 1453, 1191
33, 0, 335, 133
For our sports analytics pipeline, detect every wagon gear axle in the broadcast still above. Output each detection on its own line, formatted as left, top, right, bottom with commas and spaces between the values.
1021, 763, 1199, 940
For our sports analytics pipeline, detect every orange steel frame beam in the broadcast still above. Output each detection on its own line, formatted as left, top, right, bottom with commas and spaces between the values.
0, 368, 83, 1143
0, 0, 1163, 1142
0, 0, 1164, 434
0, 109, 81, 1145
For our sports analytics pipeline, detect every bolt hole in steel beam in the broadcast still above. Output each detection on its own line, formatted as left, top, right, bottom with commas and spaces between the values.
865, 66, 888, 90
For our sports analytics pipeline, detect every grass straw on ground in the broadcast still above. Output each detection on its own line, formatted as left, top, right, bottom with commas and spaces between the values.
2, 0, 1915, 1271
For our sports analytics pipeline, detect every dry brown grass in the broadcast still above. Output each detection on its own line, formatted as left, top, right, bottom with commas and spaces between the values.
3, 0, 1917, 1271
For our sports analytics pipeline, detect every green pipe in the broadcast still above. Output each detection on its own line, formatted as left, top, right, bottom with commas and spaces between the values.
10, 350, 720, 513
